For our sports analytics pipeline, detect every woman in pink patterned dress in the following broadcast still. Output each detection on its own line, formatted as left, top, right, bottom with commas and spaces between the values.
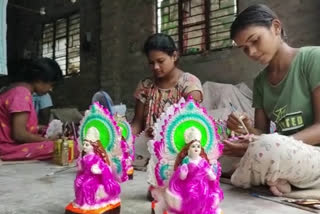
0, 58, 63, 161
131, 33, 203, 137
131, 33, 203, 200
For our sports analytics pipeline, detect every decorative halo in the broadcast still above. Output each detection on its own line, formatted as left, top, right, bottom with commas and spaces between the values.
163, 101, 217, 154
79, 103, 119, 152
116, 118, 132, 142
149, 97, 222, 187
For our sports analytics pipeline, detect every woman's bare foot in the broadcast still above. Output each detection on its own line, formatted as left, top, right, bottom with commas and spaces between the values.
267, 179, 291, 196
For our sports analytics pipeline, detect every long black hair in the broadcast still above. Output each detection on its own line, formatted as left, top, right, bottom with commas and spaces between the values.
10, 57, 63, 83
143, 33, 178, 56
230, 4, 286, 40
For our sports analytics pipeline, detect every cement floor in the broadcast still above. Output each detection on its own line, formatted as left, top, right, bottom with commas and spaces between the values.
0, 162, 311, 214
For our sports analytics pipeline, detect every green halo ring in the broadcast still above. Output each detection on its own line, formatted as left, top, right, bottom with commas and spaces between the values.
117, 121, 129, 140
165, 113, 215, 154
173, 120, 208, 151
81, 116, 116, 151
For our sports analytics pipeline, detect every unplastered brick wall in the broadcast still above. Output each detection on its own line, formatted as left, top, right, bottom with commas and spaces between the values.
52, 0, 101, 110
99, 0, 320, 108
5, 0, 320, 110
178, 0, 320, 89
6, 0, 101, 110
100, 0, 154, 107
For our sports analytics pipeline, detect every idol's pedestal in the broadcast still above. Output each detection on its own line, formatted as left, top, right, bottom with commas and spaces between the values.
65, 202, 121, 214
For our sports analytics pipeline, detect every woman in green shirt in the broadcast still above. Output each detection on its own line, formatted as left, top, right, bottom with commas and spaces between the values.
224, 4, 320, 196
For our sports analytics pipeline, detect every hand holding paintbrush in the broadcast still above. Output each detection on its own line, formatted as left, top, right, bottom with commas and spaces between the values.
227, 102, 251, 135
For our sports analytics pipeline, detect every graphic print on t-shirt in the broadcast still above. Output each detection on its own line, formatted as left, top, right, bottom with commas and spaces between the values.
273, 105, 304, 133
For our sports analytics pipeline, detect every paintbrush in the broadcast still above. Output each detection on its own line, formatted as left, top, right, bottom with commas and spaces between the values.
229, 102, 249, 135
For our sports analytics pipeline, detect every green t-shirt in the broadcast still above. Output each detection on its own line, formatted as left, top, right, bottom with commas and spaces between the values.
253, 46, 320, 136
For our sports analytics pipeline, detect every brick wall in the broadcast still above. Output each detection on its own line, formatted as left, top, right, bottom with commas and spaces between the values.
5, 0, 320, 110
99, 0, 154, 105
5, 0, 100, 110
99, 0, 320, 108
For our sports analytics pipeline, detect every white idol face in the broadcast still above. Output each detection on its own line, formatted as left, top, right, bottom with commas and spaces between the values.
188, 141, 201, 157
83, 140, 94, 154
